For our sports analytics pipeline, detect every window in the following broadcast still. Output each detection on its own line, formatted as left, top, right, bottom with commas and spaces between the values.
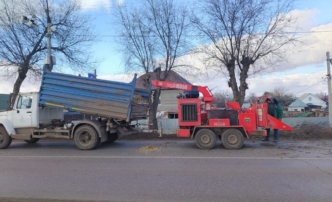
308, 97, 312, 101
168, 113, 178, 119
16, 95, 32, 109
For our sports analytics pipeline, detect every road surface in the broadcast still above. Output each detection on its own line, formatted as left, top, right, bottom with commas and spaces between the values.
0, 139, 332, 202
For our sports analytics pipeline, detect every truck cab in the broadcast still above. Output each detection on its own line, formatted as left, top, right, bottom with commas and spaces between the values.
0, 92, 63, 131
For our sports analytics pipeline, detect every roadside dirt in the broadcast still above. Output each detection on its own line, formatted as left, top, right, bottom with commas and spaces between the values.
120, 122, 332, 140
280, 122, 332, 140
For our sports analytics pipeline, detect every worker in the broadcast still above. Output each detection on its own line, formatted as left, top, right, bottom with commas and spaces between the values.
262, 97, 283, 142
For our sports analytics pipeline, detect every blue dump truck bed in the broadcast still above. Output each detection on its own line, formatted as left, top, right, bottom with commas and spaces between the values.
39, 71, 150, 122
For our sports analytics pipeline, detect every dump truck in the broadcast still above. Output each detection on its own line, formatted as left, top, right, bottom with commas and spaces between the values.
151, 80, 293, 150
0, 70, 150, 150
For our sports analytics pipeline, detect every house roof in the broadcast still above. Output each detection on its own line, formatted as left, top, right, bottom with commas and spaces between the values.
298, 93, 309, 100
136, 70, 192, 90
298, 93, 322, 101
289, 99, 308, 107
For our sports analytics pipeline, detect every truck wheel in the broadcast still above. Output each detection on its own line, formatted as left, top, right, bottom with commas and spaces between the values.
74, 125, 100, 150
24, 138, 39, 144
106, 132, 118, 143
0, 126, 12, 149
194, 129, 216, 150
221, 129, 244, 150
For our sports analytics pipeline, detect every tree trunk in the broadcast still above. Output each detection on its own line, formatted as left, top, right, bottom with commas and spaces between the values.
238, 64, 249, 106
226, 58, 241, 104
10, 64, 29, 109
239, 56, 253, 106
148, 88, 161, 130
148, 67, 162, 130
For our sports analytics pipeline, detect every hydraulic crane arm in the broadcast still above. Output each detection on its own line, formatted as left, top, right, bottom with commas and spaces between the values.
151, 80, 214, 102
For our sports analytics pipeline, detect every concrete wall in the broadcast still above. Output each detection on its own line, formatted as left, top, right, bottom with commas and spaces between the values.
288, 107, 304, 112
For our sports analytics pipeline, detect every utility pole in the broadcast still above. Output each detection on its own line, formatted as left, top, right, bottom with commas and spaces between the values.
327, 52, 332, 128
45, 0, 52, 71
94, 69, 97, 78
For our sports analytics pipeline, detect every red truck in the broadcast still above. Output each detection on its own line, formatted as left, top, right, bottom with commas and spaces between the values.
151, 80, 293, 150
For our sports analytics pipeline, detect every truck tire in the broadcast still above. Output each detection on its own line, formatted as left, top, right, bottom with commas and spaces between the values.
194, 129, 216, 150
106, 132, 118, 143
0, 126, 12, 149
74, 125, 100, 150
24, 138, 39, 144
221, 129, 244, 150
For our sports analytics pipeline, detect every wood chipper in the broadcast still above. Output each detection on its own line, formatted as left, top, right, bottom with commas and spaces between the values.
151, 80, 293, 150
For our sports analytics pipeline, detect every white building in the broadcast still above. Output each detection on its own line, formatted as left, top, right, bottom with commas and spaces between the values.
288, 99, 307, 112
298, 93, 326, 108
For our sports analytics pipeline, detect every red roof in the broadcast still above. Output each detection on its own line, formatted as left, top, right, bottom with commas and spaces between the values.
136, 70, 192, 90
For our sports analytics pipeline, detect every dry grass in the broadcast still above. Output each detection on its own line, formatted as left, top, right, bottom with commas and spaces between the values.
281, 122, 332, 139
137, 145, 161, 153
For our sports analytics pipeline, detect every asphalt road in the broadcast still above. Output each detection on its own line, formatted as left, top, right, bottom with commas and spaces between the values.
0, 139, 332, 202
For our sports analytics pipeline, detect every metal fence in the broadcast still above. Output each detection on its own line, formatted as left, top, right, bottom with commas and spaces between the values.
283, 117, 328, 127
132, 117, 330, 135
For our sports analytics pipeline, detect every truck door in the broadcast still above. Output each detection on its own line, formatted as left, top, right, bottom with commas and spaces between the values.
12, 95, 33, 128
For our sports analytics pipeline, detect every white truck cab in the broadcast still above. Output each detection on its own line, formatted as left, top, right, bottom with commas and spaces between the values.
0, 92, 63, 135
0, 92, 111, 150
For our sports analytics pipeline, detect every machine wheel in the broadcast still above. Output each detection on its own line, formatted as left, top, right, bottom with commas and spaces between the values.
221, 129, 244, 150
24, 138, 39, 144
74, 125, 100, 150
0, 126, 12, 149
106, 132, 118, 143
194, 129, 217, 150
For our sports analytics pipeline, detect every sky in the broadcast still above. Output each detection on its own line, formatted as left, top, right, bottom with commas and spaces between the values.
1, 0, 332, 99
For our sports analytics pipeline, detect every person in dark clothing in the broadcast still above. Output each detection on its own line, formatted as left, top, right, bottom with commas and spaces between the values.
262, 97, 283, 142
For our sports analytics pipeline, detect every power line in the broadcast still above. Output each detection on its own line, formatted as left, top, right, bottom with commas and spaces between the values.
294, 80, 325, 95
89, 30, 332, 38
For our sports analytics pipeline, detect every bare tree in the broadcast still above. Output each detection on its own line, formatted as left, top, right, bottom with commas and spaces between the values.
115, 0, 189, 129
245, 92, 257, 103
0, 0, 96, 106
212, 90, 233, 108
262, 87, 295, 106
315, 92, 327, 102
192, 0, 298, 106
271, 87, 295, 106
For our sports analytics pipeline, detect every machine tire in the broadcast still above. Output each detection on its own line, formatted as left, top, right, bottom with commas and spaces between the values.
106, 132, 118, 143
24, 138, 39, 144
74, 125, 100, 150
0, 126, 12, 149
194, 129, 217, 150
221, 129, 244, 150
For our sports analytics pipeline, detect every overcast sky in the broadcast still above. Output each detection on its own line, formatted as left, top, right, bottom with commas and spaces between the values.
1, 0, 332, 98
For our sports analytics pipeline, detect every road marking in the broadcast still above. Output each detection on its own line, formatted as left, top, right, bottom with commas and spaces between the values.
0, 156, 331, 160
